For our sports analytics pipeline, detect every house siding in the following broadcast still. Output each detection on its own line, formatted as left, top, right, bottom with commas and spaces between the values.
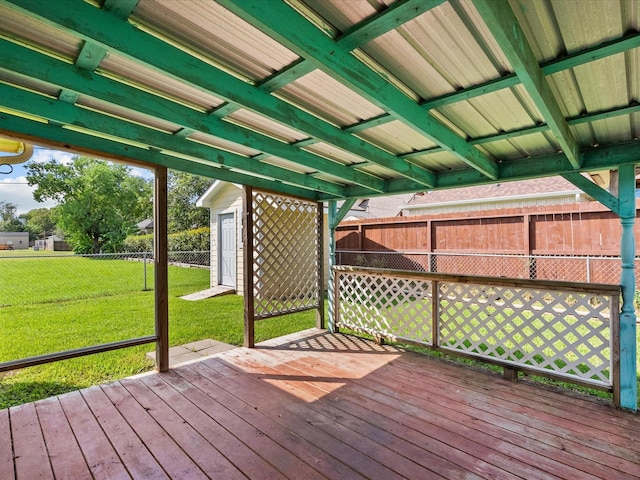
200, 183, 330, 298
205, 184, 244, 295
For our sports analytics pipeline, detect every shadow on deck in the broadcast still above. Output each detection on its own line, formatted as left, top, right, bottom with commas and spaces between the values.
2, 328, 639, 479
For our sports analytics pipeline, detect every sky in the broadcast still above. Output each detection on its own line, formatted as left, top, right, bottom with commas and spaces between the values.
0, 146, 152, 216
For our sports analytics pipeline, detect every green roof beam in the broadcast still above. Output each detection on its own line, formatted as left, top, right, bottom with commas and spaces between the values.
473, 0, 580, 169
319, 141, 640, 200
331, 198, 358, 230
337, 0, 445, 50
221, 0, 497, 180
0, 39, 385, 193
3, 0, 434, 186
102, 0, 139, 19
258, 0, 443, 92
561, 172, 619, 215
0, 113, 317, 200
343, 31, 640, 133
75, 41, 107, 71
400, 101, 640, 159
0, 83, 346, 197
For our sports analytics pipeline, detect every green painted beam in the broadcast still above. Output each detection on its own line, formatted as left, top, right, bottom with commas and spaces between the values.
401, 102, 640, 159
472, 0, 580, 169
102, 0, 139, 19
257, 58, 316, 92
0, 40, 386, 193
344, 30, 640, 133
0, 83, 346, 197
319, 141, 640, 200
561, 172, 619, 215
337, 0, 445, 50
0, 113, 316, 200
58, 89, 79, 105
221, 0, 498, 180
75, 41, 107, 70
258, 0, 443, 92
332, 198, 358, 230
3, 0, 435, 187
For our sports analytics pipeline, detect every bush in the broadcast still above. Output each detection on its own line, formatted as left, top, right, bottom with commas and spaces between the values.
123, 227, 210, 252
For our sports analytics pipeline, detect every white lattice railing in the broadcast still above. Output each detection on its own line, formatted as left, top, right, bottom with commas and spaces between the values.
334, 266, 621, 393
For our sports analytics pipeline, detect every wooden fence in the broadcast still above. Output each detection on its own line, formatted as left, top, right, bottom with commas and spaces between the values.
336, 201, 639, 283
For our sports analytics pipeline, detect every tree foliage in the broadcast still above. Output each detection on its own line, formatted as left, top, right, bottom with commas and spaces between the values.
0, 201, 25, 232
21, 207, 58, 242
26, 157, 152, 253
167, 171, 211, 233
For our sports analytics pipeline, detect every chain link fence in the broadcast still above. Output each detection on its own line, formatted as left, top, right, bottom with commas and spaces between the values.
336, 250, 636, 285
1, 251, 211, 307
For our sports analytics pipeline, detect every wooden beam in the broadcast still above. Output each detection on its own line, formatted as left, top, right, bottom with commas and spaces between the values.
319, 141, 640, 200
472, 0, 580, 169
0, 113, 318, 200
345, 31, 640, 131
0, 83, 346, 197
259, 0, 444, 90
154, 165, 169, 372
331, 198, 358, 230
401, 102, 640, 160
0, 40, 385, 193
561, 172, 619, 215
243, 186, 255, 348
3, 0, 436, 187
221, 0, 498, 181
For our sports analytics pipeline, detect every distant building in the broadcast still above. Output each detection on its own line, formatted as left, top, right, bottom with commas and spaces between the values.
400, 177, 590, 216
34, 235, 71, 251
0, 231, 28, 250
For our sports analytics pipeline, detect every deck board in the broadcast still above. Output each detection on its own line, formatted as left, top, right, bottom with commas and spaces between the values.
0, 408, 14, 480
1, 328, 639, 480
35, 397, 93, 480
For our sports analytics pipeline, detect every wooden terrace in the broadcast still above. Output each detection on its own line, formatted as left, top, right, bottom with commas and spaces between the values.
2, 329, 639, 480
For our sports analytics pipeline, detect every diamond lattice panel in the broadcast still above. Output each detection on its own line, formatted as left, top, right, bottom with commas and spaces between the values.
252, 191, 320, 319
337, 271, 433, 345
438, 282, 613, 386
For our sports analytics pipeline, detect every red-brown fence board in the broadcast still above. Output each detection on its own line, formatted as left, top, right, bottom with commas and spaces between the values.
337, 201, 639, 257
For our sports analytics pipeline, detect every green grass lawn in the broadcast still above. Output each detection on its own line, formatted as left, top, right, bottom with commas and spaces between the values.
0, 253, 317, 408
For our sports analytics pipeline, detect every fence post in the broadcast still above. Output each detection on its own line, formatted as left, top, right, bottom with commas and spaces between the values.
143, 251, 148, 291
586, 256, 591, 283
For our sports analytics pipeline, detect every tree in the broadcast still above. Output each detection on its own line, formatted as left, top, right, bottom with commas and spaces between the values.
0, 201, 25, 232
26, 157, 153, 253
21, 207, 58, 242
167, 171, 212, 233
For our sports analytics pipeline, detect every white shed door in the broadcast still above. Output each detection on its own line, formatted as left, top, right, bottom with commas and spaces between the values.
219, 213, 236, 287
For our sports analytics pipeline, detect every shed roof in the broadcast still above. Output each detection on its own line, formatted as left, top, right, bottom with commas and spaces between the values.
0, 0, 638, 201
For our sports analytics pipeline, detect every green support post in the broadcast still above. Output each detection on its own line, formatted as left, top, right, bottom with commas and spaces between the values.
328, 200, 337, 333
618, 164, 637, 411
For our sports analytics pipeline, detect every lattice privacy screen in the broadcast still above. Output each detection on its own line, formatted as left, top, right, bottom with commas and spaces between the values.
250, 190, 321, 319
337, 270, 433, 344
335, 267, 617, 388
438, 282, 613, 386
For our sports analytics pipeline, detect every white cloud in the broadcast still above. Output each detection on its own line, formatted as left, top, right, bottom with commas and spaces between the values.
30, 148, 75, 165
0, 176, 57, 215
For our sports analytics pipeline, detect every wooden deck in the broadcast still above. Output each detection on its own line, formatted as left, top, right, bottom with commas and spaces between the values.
2, 329, 639, 479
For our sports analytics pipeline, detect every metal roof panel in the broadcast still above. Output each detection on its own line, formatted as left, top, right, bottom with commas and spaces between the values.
133, 0, 299, 83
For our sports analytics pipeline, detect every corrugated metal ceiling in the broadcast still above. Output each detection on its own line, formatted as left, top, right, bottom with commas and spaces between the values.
0, 0, 638, 201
